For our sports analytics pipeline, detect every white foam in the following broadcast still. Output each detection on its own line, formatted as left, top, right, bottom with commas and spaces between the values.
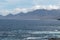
26, 37, 41, 39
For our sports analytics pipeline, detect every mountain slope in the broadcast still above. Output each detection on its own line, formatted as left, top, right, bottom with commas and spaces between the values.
0, 9, 60, 20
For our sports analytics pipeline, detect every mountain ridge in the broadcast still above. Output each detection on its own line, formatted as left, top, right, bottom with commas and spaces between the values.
0, 9, 60, 20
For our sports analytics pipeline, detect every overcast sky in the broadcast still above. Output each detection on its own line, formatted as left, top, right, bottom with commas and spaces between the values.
0, 0, 60, 16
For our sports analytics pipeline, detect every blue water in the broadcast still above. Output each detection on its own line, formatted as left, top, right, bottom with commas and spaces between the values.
0, 19, 60, 40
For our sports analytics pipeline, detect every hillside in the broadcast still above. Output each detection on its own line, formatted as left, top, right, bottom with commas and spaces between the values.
0, 9, 60, 20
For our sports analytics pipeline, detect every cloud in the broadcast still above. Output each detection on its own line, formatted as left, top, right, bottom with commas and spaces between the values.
10, 8, 28, 14
0, 9, 10, 16
45, 5, 60, 10
32, 5, 60, 10
0, 0, 60, 16
0, 0, 34, 10
0, 5, 60, 16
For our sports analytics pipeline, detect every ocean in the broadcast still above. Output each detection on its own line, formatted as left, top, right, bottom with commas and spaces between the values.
0, 19, 60, 40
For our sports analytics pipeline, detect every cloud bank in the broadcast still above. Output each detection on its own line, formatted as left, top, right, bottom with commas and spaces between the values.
0, 5, 60, 16
0, 0, 60, 16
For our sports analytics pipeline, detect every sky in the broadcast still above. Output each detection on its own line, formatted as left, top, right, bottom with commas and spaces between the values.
0, 0, 60, 16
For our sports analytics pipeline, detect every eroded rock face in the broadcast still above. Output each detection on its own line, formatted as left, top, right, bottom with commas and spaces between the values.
57, 19, 60, 20
49, 38, 60, 40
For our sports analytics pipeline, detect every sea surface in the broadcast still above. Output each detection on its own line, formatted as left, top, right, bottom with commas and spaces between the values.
0, 19, 60, 40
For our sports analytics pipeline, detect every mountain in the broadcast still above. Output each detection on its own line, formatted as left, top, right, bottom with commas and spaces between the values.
0, 9, 60, 20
